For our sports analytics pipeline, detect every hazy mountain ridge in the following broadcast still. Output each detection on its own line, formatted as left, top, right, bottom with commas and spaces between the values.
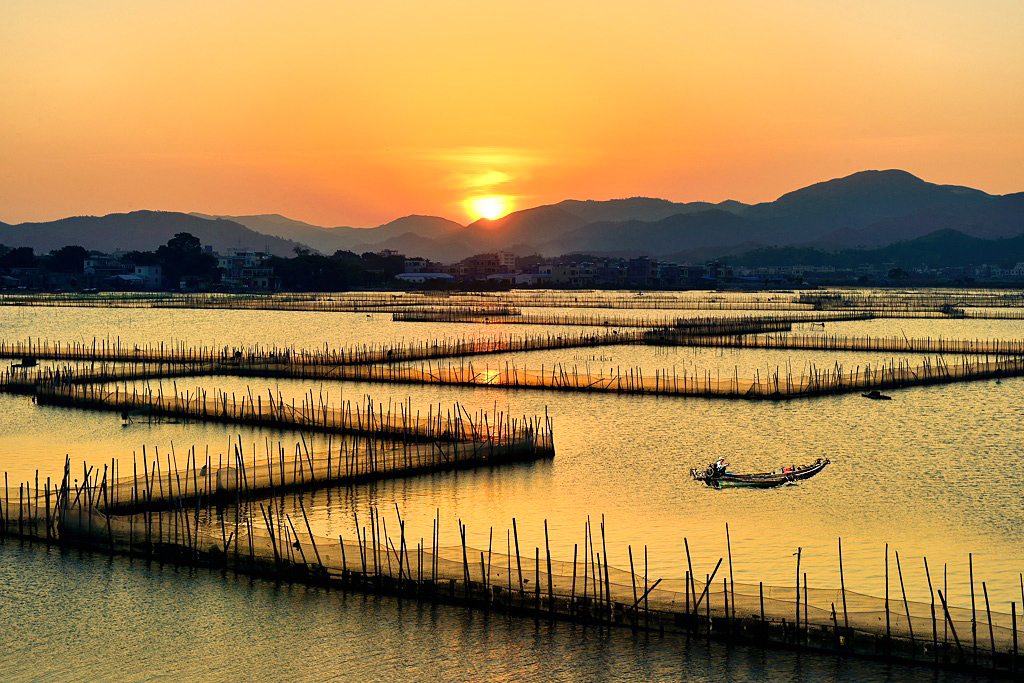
740, 169, 996, 245
466, 205, 588, 245
726, 228, 1024, 271
540, 210, 762, 255
553, 197, 748, 224
428, 170, 1022, 260
190, 213, 345, 254
0, 211, 310, 257
194, 213, 466, 257
812, 192, 1024, 248
5, 171, 1022, 262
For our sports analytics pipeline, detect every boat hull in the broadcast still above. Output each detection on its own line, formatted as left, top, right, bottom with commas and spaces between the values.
692, 457, 830, 489
710, 476, 789, 489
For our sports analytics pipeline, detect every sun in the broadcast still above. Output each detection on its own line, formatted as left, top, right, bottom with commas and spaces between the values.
466, 196, 511, 221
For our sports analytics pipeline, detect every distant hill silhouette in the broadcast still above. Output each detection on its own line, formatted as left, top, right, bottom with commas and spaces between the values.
541, 209, 762, 256
0, 211, 310, 256
195, 213, 465, 256
336, 215, 465, 251
554, 197, 748, 223
190, 213, 343, 254
746, 169, 990, 240
7, 170, 1022, 262
465, 205, 588, 245
726, 229, 1024, 270
429, 170, 1022, 260
812, 191, 1024, 248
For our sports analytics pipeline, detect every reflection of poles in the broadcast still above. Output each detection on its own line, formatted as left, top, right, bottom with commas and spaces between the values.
685, 538, 696, 615
597, 516, 609, 621
885, 543, 891, 652
839, 537, 849, 628
582, 522, 589, 623
644, 546, 649, 630
512, 517, 524, 608
570, 543, 578, 619
1013, 601, 1019, 677
970, 553, 977, 667
925, 557, 939, 665
795, 547, 802, 640
937, 589, 966, 663
726, 523, 734, 620
895, 550, 914, 648
983, 582, 995, 666
545, 520, 553, 612
803, 572, 808, 643
628, 545, 637, 630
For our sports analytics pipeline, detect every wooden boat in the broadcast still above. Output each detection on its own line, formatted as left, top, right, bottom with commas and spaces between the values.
690, 457, 830, 489
861, 390, 892, 400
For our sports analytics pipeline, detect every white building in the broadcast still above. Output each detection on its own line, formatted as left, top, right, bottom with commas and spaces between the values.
133, 265, 163, 288
218, 249, 277, 289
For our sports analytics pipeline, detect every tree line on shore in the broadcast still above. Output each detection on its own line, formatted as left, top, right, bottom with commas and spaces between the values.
0, 233, 407, 291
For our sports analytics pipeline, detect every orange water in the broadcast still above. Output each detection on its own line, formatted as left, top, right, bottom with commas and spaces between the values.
1, 302, 1022, 612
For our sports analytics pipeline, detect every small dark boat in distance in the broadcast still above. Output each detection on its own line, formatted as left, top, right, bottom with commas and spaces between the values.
861, 390, 892, 400
690, 457, 830, 489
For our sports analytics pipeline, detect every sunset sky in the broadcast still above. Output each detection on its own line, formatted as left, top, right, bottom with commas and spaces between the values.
2, 0, 1022, 227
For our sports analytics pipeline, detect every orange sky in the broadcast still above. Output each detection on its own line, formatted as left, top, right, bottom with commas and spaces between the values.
2, 0, 1022, 227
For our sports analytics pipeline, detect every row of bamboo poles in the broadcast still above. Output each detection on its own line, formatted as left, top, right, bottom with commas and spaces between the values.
481, 288, 1024, 310
6, 352, 1022, 403
5, 325, 1024, 394
391, 310, 868, 327
37, 353, 1014, 401
0, 292, 522, 315
799, 291, 1024, 309
5, 288, 1024, 311
5, 328, 1024, 397
397, 306, 1024, 323
293, 354, 1024, 399
31, 382, 553, 447
478, 298, 815, 311
1, 465, 1022, 676
2, 422, 550, 516
0, 328, 650, 366
645, 332, 1024, 355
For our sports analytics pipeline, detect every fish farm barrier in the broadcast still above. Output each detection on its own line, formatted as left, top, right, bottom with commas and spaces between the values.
0, 292, 523, 315
5, 327, 1024, 394
257, 353, 1024, 400
0, 470, 1021, 679
30, 382, 553, 445
6, 352, 1024, 406
14, 423, 551, 514
5, 288, 1024, 312
797, 291, 1024, 309
641, 331, 1024, 355
0, 329, 651, 367
37, 353, 1019, 401
390, 309, 871, 328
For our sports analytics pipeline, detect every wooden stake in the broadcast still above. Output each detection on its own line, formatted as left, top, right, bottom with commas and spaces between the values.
839, 537, 848, 628
895, 550, 914, 648
983, 582, 995, 666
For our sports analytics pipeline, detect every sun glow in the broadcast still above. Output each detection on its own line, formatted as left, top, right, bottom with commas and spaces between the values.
466, 196, 511, 221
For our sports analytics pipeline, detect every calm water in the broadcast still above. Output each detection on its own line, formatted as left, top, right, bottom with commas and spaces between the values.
0, 542, 996, 683
1, 298, 1023, 679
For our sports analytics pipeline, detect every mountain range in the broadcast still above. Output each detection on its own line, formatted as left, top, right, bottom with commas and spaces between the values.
2, 170, 1022, 263
726, 228, 1024, 270
0, 211, 308, 257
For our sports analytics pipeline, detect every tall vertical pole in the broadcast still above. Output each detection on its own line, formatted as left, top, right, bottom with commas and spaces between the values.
839, 537, 849, 628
